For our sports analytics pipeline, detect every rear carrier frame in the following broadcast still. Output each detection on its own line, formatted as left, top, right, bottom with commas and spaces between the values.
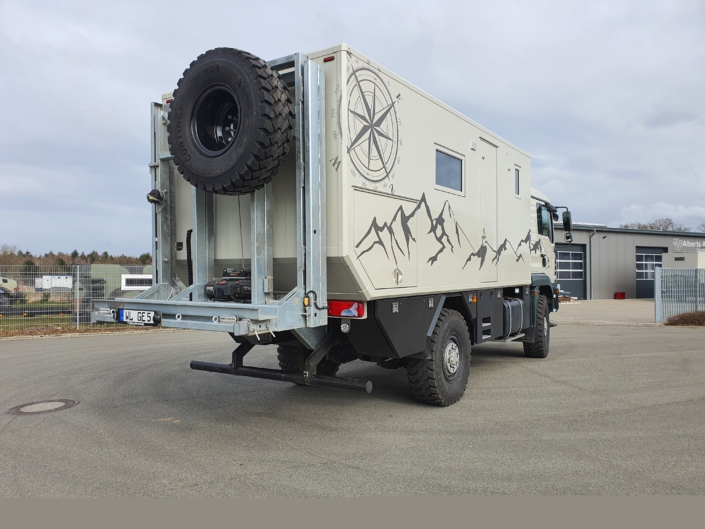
92, 53, 330, 351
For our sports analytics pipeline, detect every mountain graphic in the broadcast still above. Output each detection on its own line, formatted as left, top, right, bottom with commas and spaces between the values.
356, 193, 473, 266
356, 194, 541, 270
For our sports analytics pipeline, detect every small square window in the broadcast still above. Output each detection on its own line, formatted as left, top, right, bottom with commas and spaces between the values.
436, 150, 462, 191
636, 255, 644, 262
515, 168, 520, 195
570, 252, 582, 261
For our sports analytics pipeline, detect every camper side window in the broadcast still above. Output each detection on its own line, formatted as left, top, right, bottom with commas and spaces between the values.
435, 150, 462, 191
536, 205, 554, 242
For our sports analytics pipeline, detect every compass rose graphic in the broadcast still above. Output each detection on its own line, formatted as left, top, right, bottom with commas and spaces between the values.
347, 67, 400, 183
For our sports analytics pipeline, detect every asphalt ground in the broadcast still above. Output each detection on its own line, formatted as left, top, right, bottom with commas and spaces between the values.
552, 299, 657, 326
1, 324, 704, 497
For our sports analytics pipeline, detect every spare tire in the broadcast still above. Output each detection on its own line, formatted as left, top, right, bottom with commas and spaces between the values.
167, 48, 294, 195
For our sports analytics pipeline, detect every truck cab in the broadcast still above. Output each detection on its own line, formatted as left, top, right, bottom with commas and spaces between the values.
529, 188, 573, 313
530, 188, 556, 281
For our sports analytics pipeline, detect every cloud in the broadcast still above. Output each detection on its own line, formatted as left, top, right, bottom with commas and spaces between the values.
614, 203, 705, 229
1, 0, 704, 255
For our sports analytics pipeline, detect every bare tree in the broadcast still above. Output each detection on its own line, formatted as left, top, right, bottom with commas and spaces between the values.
697, 222, 705, 233
620, 218, 692, 232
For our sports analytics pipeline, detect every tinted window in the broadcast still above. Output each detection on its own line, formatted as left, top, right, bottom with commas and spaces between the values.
636, 254, 662, 280
515, 168, 520, 195
536, 205, 554, 242
557, 250, 584, 280
436, 150, 462, 191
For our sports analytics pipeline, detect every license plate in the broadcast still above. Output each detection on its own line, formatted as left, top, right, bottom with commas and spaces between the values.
119, 309, 156, 326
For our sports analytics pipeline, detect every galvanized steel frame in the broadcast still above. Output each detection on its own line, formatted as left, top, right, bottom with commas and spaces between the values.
93, 53, 328, 341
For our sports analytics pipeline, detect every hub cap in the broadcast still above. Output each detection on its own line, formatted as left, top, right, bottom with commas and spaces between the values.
191, 84, 240, 157
443, 339, 460, 379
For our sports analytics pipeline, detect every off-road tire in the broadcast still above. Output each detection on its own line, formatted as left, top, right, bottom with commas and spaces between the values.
524, 295, 550, 358
0, 292, 12, 310
277, 345, 340, 378
167, 48, 294, 195
404, 309, 471, 406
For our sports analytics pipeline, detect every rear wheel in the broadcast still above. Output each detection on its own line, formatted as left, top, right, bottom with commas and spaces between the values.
277, 345, 340, 378
524, 295, 550, 358
405, 309, 471, 406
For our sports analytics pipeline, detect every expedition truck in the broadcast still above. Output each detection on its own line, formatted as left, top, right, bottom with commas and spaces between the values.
93, 44, 573, 406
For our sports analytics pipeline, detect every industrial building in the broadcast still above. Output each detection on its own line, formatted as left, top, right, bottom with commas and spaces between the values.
553, 224, 705, 300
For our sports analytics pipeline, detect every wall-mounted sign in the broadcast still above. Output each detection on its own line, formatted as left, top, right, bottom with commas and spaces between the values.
673, 238, 705, 253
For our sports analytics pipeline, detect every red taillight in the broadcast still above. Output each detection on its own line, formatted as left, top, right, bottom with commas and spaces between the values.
166, 99, 173, 103
328, 300, 364, 318
323, 56, 335, 62
217, 280, 227, 285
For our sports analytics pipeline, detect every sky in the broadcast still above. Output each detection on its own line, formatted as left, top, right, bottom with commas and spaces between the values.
1, 0, 704, 256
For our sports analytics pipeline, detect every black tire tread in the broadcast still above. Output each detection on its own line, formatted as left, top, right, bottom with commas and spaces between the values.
168, 48, 294, 195
404, 309, 470, 406
524, 295, 550, 358
277, 345, 340, 378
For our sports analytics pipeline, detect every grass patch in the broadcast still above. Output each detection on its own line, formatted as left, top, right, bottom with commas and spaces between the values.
665, 311, 705, 326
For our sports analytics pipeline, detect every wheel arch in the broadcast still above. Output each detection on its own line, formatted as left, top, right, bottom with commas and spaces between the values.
423, 294, 475, 357
531, 273, 556, 325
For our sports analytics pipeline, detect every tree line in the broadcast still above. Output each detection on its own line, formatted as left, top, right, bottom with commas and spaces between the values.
619, 218, 705, 232
0, 245, 152, 266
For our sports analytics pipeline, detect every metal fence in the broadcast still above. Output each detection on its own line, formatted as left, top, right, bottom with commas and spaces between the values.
0, 264, 153, 334
655, 268, 705, 323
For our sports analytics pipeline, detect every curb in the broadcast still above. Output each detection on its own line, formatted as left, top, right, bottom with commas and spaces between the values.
555, 321, 663, 327
0, 328, 193, 342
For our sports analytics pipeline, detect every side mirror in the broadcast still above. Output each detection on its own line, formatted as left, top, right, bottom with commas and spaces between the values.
562, 210, 573, 232
562, 210, 573, 243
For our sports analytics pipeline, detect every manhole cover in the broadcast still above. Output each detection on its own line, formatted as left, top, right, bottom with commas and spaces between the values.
6, 399, 79, 416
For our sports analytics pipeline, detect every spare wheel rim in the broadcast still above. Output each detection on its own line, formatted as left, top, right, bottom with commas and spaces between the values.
190, 84, 241, 157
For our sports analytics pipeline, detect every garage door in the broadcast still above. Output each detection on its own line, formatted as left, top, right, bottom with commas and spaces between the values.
556, 245, 586, 299
636, 247, 666, 299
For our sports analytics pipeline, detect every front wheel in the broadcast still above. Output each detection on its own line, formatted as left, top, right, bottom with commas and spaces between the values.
405, 309, 471, 406
0, 292, 13, 310
523, 295, 550, 358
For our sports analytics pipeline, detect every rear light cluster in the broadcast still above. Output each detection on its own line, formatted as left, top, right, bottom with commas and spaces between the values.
327, 300, 365, 318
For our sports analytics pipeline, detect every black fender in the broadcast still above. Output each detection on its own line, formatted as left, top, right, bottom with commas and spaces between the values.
422, 292, 478, 358
530, 273, 558, 325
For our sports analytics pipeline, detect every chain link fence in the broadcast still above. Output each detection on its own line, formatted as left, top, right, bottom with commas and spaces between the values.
0, 264, 153, 335
655, 268, 705, 323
